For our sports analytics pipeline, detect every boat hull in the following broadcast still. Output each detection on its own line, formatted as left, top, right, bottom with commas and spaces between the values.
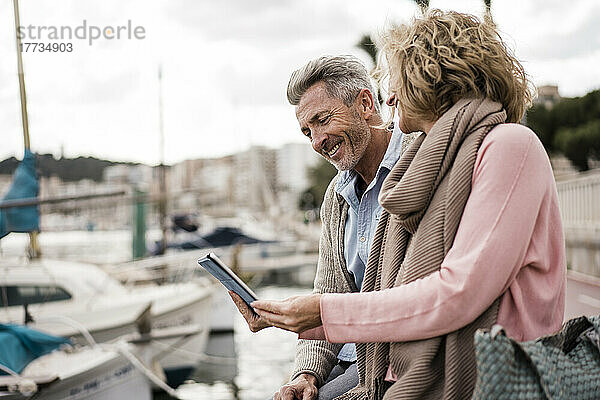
21, 346, 151, 400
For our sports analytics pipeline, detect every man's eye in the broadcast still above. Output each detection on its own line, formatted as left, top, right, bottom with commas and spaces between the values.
302, 130, 312, 139
319, 115, 331, 124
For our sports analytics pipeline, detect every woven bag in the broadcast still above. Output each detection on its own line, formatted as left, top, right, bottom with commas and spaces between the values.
472, 315, 600, 400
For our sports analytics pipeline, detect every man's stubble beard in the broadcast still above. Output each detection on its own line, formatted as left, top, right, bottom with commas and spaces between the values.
327, 115, 371, 172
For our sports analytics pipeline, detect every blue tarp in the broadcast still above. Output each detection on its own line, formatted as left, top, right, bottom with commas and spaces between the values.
0, 324, 70, 374
0, 150, 39, 239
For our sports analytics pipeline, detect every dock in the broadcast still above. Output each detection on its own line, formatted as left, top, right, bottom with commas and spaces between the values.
565, 270, 600, 320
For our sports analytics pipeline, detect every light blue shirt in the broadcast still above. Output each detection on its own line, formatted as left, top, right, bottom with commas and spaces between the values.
334, 130, 404, 362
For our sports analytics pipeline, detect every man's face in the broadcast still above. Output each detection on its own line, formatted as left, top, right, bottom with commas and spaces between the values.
295, 82, 371, 171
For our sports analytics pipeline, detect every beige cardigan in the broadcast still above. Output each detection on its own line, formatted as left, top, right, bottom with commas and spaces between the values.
290, 133, 418, 386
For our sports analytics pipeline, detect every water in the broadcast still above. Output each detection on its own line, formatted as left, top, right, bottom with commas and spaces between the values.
0, 231, 313, 399
176, 285, 312, 400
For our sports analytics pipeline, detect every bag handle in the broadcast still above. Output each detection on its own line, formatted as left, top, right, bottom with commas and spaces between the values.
541, 316, 592, 353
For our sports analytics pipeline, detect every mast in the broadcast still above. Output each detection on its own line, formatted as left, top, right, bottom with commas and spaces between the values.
157, 65, 167, 255
12, 0, 40, 258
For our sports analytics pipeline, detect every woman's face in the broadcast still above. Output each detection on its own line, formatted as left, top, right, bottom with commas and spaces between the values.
386, 92, 421, 134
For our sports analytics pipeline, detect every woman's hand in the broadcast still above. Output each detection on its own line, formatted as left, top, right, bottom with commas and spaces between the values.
251, 294, 322, 334
229, 291, 270, 332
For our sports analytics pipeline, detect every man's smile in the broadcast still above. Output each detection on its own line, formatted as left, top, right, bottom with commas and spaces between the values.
325, 142, 342, 158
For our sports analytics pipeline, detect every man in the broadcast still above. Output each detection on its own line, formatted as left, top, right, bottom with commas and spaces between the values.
230, 55, 415, 400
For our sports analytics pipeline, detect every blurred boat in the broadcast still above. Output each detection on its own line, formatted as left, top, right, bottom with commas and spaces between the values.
151, 222, 274, 255
0, 322, 151, 400
0, 343, 152, 400
0, 258, 213, 387
0, 322, 204, 400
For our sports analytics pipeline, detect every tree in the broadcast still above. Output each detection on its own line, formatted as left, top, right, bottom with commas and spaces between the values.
0, 153, 139, 182
527, 89, 600, 155
526, 105, 556, 152
356, 34, 384, 106
554, 120, 600, 171
357, 34, 377, 66
299, 159, 337, 210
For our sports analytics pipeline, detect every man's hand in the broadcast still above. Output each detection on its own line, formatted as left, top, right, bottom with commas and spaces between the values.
274, 373, 318, 400
251, 294, 322, 334
228, 291, 270, 333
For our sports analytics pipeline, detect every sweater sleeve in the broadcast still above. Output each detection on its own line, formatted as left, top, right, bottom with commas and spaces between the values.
290, 178, 344, 386
320, 125, 549, 343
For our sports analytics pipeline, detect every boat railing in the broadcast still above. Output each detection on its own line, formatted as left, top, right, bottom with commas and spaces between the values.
33, 316, 97, 347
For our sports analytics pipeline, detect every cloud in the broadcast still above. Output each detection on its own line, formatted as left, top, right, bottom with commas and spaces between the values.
64, 69, 142, 105
515, 4, 600, 61
165, 0, 359, 46
1, 0, 599, 164
156, 0, 387, 107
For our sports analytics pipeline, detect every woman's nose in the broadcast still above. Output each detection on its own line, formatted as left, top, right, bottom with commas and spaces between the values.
386, 94, 398, 107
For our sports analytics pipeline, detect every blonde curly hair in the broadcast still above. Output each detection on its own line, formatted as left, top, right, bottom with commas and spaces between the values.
377, 9, 533, 124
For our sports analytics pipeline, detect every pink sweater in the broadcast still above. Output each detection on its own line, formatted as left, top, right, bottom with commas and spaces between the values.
301, 124, 566, 350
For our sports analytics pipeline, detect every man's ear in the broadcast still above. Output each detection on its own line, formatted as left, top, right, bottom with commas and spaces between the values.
357, 89, 375, 120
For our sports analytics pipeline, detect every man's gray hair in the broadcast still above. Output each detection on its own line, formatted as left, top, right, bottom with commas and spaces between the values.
287, 55, 380, 113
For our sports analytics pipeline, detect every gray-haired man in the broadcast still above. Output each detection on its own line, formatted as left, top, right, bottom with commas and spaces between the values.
231, 55, 414, 400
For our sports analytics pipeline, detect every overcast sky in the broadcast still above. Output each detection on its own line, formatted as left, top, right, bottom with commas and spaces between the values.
1, 0, 599, 165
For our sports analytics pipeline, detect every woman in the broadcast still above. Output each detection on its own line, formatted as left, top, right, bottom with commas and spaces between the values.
236, 10, 566, 400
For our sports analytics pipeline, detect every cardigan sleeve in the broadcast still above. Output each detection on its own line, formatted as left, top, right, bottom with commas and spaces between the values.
290, 177, 344, 386
319, 124, 551, 343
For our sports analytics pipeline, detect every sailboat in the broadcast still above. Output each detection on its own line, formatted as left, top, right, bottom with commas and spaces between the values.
0, 100, 214, 392
0, 0, 215, 390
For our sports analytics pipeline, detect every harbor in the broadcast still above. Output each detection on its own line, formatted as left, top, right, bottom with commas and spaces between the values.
1, 221, 599, 399
1, 0, 600, 399
0, 229, 316, 400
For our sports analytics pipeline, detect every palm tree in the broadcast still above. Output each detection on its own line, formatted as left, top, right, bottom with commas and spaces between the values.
483, 0, 496, 27
414, 0, 429, 14
356, 34, 384, 106
412, 0, 495, 27
357, 34, 377, 67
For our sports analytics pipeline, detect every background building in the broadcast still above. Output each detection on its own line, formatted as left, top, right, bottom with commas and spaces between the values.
0, 142, 319, 230
276, 143, 320, 212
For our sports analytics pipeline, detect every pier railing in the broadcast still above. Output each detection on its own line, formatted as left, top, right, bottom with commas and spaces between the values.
556, 170, 600, 277
556, 171, 600, 229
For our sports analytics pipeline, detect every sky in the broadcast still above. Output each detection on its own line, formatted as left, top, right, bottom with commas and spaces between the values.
1, 0, 599, 165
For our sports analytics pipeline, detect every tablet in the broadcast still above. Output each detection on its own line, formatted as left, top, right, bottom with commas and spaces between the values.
198, 253, 258, 307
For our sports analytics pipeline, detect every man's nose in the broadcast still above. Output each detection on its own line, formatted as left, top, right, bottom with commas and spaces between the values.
386, 94, 398, 108
311, 129, 328, 153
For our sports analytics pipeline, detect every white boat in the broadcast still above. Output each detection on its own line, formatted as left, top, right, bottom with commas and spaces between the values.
107, 242, 317, 287
0, 321, 153, 400
0, 321, 207, 400
0, 258, 214, 386
0, 343, 152, 400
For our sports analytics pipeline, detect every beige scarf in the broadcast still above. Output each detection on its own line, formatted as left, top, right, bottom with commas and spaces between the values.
338, 98, 507, 400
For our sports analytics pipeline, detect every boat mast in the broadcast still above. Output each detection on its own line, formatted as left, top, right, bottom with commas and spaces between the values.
157, 65, 167, 255
12, 0, 40, 258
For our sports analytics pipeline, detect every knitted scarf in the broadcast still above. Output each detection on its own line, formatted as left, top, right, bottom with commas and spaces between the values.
337, 98, 507, 400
